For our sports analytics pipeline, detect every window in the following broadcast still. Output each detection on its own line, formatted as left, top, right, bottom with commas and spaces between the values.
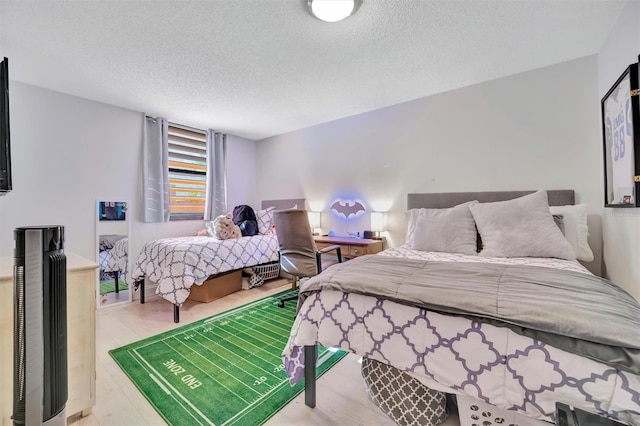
168, 124, 207, 221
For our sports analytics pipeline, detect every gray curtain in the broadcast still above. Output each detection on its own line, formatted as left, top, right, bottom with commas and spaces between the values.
142, 114, 170, 222
204, 131, 227, 220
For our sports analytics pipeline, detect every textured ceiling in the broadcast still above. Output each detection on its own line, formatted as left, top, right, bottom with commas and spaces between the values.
0, 0, 626, 140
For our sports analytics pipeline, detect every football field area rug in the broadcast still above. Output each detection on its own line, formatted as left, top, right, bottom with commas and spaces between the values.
100, 276, 128, 294
109, 290, 347, 426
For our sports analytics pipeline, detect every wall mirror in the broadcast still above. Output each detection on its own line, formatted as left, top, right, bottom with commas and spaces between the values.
95, 200, 131, 308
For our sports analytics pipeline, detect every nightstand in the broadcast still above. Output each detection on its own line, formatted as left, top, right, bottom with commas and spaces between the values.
314, 236, 383, 259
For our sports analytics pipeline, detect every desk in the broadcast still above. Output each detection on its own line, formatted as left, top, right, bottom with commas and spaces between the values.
314, 236, 383, 259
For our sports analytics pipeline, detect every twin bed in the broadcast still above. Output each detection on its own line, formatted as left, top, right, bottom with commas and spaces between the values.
282, 190, 640, 425
132, 233, 279, 320
99, 235, 129, 293
131, 199, 305, 322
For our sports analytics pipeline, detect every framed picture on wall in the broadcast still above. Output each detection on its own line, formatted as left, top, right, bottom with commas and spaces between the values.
98, 201, 128, 221
602, 61, 640, 207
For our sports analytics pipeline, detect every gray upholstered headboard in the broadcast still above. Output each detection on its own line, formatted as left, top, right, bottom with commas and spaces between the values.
407, 190, 575, 209
261, 198, 306, 210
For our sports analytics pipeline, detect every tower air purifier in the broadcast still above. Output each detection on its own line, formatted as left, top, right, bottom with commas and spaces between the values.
13, 226, 67, 426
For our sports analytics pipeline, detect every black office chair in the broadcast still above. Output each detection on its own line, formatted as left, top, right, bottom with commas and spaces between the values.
273, 209, 343, 308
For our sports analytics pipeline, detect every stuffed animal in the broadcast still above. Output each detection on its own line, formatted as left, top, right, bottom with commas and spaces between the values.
207, 213, 242, 240
195, 228, 209, 236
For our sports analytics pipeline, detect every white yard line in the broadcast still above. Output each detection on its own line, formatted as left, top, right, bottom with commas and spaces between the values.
132, 348, 216, 426
205, 320, 286, 356
130, 351, 212, 426
148, 373, 171, 395
169, 337, 261, 399
191, 332, 281, 384
221, 347, 341, 426
225, 312, 294, 344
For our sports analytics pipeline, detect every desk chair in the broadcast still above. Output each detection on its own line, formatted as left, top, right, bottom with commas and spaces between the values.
273, 209, 343, 308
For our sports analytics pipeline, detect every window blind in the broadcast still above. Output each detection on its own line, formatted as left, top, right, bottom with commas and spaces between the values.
168, 124, 207, 220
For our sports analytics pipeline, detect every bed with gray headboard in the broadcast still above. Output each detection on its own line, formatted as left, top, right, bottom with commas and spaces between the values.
407, 189, 574, 209
282, 190, 640, 425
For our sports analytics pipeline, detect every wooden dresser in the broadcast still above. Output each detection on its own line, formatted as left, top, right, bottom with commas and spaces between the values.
0, 252, 98, 425
314, 235, 384, 259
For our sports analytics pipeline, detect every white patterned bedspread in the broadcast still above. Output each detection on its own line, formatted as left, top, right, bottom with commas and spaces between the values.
283, 248, 640, 424
132, 235, 279, 306
99, 237, 129, 284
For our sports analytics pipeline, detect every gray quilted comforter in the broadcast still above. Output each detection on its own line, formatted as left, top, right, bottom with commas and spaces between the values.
299, 254, 640, 372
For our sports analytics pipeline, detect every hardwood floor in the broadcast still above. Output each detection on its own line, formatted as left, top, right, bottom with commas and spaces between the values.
99, 288, 130, 307
75, 278, 460, 426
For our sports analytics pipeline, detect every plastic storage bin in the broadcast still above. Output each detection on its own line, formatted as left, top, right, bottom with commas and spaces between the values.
457, 395, 550, 426
252, 261, 280, 280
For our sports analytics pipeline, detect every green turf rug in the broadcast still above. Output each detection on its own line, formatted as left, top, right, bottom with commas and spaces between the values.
109, 290, 347, 426
100, 278, 128, 294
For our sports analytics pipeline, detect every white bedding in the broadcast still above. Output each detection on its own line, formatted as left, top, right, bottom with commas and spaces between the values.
283, 248, 640, 424
383, 245, 591, 273
132, 234, 279, 306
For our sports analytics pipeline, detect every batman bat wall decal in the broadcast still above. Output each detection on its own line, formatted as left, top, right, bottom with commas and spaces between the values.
331, 200, 366, 219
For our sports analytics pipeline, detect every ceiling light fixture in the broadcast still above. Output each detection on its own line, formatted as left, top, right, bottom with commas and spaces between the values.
306, 0, 362, 23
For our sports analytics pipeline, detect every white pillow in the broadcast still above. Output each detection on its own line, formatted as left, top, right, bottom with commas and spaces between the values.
255, 207, 275, 235
405, 209, 422, 247
469, 190, 576, 260
549, 204, 594, 262
410, 202, 478, 255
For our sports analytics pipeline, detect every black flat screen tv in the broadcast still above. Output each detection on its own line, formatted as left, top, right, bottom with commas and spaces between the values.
0, 57, 11, 195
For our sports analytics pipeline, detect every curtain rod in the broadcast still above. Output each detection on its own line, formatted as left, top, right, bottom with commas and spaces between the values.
146, 114, 226, 135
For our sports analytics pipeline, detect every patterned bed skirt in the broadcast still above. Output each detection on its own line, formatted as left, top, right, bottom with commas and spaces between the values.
283, 290, 640, 425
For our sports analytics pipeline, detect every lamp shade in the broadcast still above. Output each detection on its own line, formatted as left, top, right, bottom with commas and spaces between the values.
308, 211, 321, 230
370, 211, 385, 232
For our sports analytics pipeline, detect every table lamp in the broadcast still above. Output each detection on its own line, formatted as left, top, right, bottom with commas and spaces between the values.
370, 211, 386, 239
308, 211, 321, 235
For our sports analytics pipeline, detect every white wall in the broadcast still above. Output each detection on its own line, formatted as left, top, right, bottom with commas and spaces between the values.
256, 56, 603, 275
598, 0, 640, 300
0, 82, 258, 270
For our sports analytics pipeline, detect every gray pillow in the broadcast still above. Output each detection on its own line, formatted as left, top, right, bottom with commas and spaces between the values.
552, 214, 565, 235
476, 213, 565, 252
410, 201, 478, 255
468, 191, 575, 260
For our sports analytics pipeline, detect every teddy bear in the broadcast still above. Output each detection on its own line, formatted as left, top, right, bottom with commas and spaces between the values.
206, 213, 242, 240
